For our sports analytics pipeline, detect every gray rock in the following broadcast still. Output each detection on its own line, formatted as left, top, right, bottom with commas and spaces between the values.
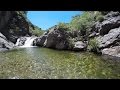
34, 25, 69, 50
100, 16, 120, 35
55, 41, 67, 50
73, 41, 87, 51
0, 48, 8, 51
0, 35, 15, 50
97, 27, 120, 49
102, 46, 120, 60
43, 26, 69, 50
91, 12, 120, 36
89, 32, 97, 38
105, 11, 120, 19
0, 32, 7, 40
34, 35, 47, 46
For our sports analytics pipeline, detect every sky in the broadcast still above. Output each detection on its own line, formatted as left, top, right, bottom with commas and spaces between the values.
27, 11, 82, 30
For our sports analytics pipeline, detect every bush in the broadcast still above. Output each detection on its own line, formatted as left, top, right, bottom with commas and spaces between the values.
88, 38, 99, 53
31, 29, 44, 36
67, 38, 75, 49
58, 22, 70, 31
69, 11, 104, 36
96, 15, 104, 22
29, 25, 45, 36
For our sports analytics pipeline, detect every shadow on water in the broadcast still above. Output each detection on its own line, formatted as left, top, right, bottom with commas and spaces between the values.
0, 47, 120, 79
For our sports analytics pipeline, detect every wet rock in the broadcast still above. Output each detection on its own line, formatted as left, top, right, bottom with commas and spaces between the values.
15, 37, 27, 46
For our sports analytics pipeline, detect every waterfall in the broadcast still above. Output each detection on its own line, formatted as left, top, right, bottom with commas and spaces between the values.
23, 37, 35, 47
15, 37, 37, 48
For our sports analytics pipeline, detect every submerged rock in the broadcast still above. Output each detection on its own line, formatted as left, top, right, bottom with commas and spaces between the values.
9, 76, 20, 79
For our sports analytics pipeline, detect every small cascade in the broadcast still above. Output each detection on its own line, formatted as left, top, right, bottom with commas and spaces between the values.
22, 37, 35, 47
15, 37, 37, 48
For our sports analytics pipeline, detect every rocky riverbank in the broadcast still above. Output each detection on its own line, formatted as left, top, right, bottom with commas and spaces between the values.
33, 11, 120, 60
0, 11, 120, 60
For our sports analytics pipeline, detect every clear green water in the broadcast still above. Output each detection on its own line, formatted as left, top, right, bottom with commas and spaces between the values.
0, 47, 120, 79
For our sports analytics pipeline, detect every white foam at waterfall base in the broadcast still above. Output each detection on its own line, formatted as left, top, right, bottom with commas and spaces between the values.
15, 37, 37, 48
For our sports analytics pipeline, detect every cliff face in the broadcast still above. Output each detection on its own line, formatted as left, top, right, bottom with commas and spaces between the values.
0, 11, 32, 43
0, 11, 37, 51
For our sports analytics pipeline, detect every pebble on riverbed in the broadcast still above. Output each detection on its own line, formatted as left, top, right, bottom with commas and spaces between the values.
9, 76, 20, 79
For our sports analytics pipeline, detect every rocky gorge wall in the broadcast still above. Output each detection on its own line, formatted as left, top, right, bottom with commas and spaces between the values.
0, 11, 35, 50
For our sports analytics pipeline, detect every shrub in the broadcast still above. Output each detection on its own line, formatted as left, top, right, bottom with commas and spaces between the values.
58, 22, 70, 31
69, 11, 104, 36
88, 38, 99, 53
31, 29, 44, 36
96, 15, 104, 22
69, 12, 95, 35
67, 38, 75, 49
29, 25, 45, 36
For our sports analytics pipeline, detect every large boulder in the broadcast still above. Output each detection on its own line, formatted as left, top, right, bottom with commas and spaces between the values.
44, 26, 69, 50
33, 35, 47, 46
102, 46, 120, 60
97, 27, 120, 49
35, 25, 69, 50
73, 41, 87, 51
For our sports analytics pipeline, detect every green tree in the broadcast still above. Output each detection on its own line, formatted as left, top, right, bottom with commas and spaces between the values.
58, 22, 70, 31
69, 11, 104, 36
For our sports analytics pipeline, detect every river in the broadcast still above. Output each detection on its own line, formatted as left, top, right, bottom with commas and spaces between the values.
0, 47, 120, 79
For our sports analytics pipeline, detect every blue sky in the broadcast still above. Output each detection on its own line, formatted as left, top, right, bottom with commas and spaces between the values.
27, 11, 82, 30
